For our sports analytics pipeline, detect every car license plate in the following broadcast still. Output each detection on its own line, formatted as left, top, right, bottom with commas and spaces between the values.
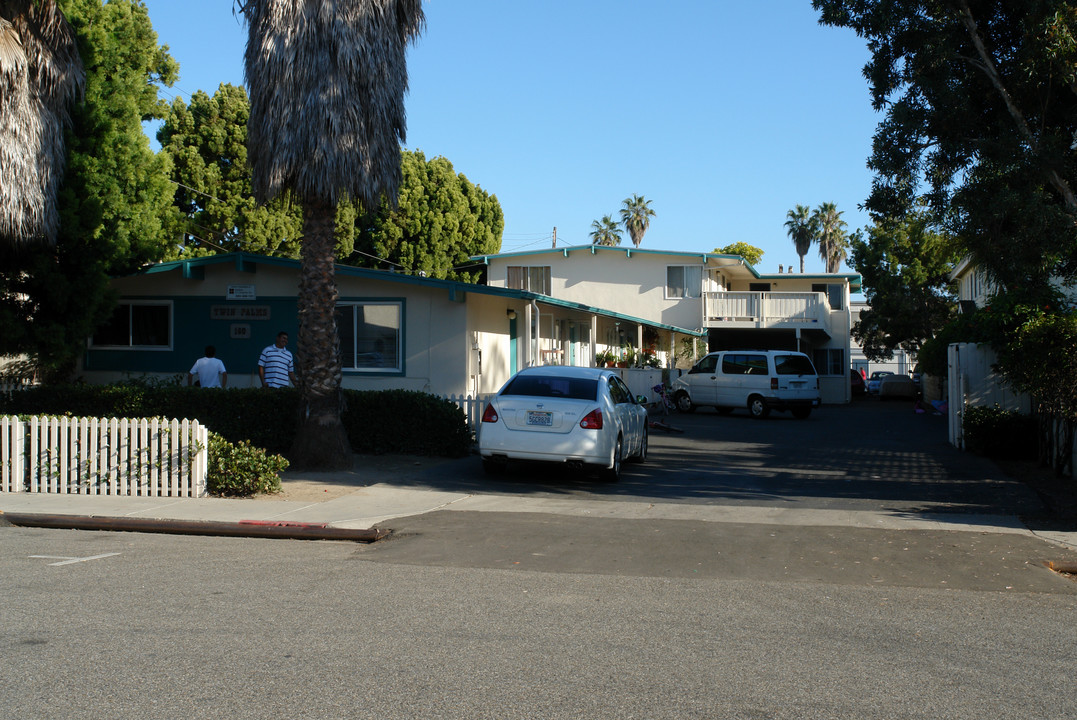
527, 411, 552, 426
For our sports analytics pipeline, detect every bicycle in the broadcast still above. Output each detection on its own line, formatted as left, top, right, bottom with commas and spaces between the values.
649, 383, 677, 416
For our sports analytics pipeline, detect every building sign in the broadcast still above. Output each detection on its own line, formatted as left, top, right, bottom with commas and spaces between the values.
230, 324, 252, 339
211, 305, 271, 321
227, 284, 256, 300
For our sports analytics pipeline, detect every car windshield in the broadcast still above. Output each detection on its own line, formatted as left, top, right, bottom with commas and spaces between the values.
501, 375, 599, 400
774, 354, 816, 375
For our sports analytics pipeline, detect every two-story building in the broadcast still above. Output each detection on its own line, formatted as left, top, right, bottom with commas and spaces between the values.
472, 245, 862, 403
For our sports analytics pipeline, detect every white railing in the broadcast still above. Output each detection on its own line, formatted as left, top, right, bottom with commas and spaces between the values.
441, 394, 494, 431
0, 416, 208, 497
704, 291, 826, 326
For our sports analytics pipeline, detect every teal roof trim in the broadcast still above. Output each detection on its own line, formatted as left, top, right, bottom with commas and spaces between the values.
126, 252, 705, 337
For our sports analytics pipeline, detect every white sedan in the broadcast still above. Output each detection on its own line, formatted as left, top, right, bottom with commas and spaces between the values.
478, 366, 648, 481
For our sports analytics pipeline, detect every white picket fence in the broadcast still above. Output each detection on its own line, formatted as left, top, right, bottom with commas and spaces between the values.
0, 416, 208, 497
441, 394, 494, 431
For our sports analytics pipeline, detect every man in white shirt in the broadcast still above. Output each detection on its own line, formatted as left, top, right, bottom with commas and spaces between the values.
188, 346, 228, 388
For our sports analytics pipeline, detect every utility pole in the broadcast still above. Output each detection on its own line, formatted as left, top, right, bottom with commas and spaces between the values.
552, 226, 557, 249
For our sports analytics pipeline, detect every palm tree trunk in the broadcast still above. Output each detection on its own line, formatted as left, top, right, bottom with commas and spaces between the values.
291, 198, 352, 469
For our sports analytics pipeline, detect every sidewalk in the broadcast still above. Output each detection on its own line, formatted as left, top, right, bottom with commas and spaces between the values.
3, 477, 1077, 551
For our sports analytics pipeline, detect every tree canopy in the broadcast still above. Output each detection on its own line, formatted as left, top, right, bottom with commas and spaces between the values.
714, 242, 764, 266
814, 0, 1077, 291
0, 0, 177, 379
355, 149, 503, 282
620, 194, 655, 248
589, 215, 622, 246
849, 212, 961, 361
158, 83, 305, 259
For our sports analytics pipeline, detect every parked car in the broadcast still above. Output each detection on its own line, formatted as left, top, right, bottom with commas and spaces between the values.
670, 349, 820, 419
878, 373, 919, 400
850, 369, 866, 396
866, 371, 894, 395
478, 366, 648, 481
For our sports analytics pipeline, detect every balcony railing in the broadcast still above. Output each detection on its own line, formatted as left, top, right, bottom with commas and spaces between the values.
703, 291, 828, 327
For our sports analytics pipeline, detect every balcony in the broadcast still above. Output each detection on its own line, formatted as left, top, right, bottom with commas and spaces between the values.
703, 291, 829, 329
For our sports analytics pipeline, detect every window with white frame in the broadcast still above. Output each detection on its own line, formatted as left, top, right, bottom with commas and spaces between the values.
91, 301, 172, 348
812, 348, 845, 376
507, 266, 551, 295
336, 301, 402, 372
666, 265, 702, 299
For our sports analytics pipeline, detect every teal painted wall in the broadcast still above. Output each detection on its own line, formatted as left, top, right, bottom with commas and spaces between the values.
83, 296, 298, 376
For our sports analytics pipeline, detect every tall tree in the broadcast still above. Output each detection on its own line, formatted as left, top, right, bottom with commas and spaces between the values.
1, 0, 177, 380
356, 149, 502, 281
814, 0, 1077, 291
589, 215, 622, 246
242, 0, 425, 469
849, 212, 960, 361
784, 204, 815, 273
812, 202, 848, 272
158, 83, 306, 259
0, 0, 83, 249
619, 193, 655, 248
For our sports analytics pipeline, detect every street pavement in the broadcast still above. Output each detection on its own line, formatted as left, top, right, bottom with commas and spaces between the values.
2, 400, 1076, 593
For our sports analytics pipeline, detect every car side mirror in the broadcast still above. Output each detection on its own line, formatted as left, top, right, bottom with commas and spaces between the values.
636, 395, 648, 405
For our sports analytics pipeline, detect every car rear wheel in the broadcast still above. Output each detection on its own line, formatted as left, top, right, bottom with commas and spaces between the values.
674, 392, 695, 413
748, 395, 770, 419
603, 436, 623, 481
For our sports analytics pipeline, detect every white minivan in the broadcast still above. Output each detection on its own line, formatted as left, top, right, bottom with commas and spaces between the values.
671, 350, 820, 419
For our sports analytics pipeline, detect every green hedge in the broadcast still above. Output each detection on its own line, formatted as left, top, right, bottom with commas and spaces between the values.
962, 404, 1036, 460
0, 385, 472, 459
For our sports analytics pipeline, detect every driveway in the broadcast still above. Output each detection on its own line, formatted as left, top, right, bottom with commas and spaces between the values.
366, 399, 1044, 519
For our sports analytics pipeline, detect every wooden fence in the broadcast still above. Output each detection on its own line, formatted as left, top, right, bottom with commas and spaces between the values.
441, 394, 494, 431
0, 416, 208, 497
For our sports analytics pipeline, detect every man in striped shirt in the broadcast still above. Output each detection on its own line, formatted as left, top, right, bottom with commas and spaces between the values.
258, 331, 296, 388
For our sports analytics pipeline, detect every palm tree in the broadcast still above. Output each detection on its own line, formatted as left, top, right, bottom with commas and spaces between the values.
784, 204, 815, 273
0, 0, 83, 251
242, 0, 425, 469
813, 202, 848, 273
619, 194, 655, 248
589, 215, 622, 246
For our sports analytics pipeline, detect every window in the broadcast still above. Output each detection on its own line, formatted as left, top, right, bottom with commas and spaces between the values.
503, 375, 598, 400
812, 348, 845, 376
774, 354, 816, 376
811, 283, 844, 310
748, 283, 771, 292
722, 354, 768, 375
336, 301, 402, 372
690, 354, 718, 374
666, 265, 702, 298
507, 266, 551, 295
91, 302, 171, 348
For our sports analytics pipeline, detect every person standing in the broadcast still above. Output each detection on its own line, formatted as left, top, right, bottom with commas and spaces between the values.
258, 331, 296, 388
189, 346, 227, 388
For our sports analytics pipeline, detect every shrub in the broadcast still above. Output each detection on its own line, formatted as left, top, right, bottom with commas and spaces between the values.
0, 384, 473, 459
342, 389, 472, 457
206, 432, 288, 497
962, 404, 1036, 460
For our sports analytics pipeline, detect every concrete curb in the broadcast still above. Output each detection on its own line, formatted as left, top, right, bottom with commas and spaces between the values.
1, 511, 389, 542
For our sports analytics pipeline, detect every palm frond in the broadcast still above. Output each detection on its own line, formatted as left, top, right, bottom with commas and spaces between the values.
242, 0, 425, 210
0, 1, 84, 249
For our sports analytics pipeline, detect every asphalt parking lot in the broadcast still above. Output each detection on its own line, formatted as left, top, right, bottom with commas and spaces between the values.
385, 397, 1044, 519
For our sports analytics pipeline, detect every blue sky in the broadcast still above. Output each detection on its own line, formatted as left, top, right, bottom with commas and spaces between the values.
141, 0, 878, 274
